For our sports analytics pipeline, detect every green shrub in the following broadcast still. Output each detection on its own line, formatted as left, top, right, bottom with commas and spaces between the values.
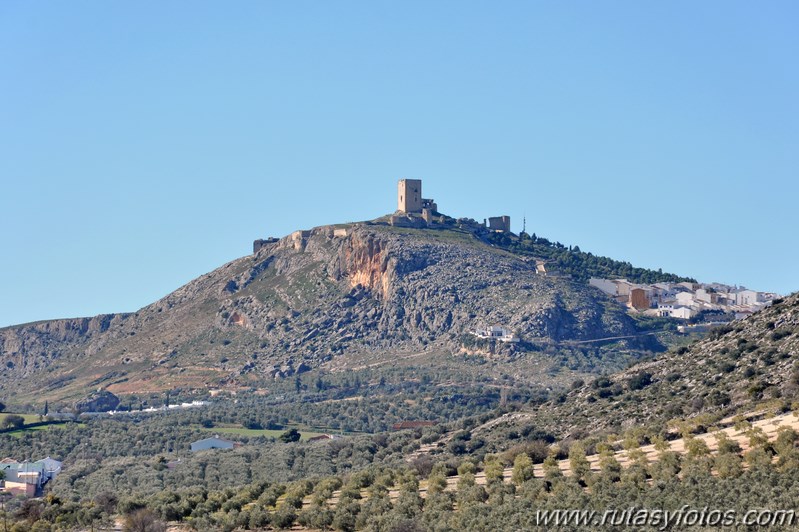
627, 371, 652, 391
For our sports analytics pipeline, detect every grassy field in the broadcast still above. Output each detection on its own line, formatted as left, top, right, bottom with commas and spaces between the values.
7, 425, 52, 438
0, 413, 43, 424
0, 413, 84, 437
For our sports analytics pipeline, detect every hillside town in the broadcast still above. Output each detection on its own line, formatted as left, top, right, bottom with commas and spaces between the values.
589, 278, 780, 321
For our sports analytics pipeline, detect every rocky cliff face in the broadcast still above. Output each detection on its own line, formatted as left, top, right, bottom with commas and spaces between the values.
0, 314, 128, 378
0, 223, 656, 406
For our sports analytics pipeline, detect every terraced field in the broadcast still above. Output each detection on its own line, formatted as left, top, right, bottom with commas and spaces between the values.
305, 410, 799, 508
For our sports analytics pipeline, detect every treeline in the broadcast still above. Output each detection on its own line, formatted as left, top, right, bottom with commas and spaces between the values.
190, 386, 510, 435
487, 232, 695, 284
10, 424, 799, 531
34, 363, 541, 433
0, 402, 450, 499
200, 381, 544, 435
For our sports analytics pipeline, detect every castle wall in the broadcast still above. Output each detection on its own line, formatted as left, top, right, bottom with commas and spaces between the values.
253, 238, 279, 253
390, 214, 427, 228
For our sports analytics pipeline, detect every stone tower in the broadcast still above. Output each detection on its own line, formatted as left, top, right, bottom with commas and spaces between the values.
398, 179, 422, 213
488, 215, 511, 232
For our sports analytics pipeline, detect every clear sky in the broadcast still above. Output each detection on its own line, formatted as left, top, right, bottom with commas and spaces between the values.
1, 2, 797, 327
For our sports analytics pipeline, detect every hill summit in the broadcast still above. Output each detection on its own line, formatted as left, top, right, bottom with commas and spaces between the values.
0, 179, 687, 408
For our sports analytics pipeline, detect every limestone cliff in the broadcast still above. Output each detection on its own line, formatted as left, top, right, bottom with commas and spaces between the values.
0, 314, 128, 378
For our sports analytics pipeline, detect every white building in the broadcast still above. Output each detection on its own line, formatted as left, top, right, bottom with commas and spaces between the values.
670, 306, 695, 319
675, 291, 696, 307
35, 457, 62, 481
652, 283, 678, 302
695, 288, 716, 304
589, 278, 619, 296
655, 304, 675, 317
472, 325, 520, 343
654, 304, 694, 319
736, 290, 763, 307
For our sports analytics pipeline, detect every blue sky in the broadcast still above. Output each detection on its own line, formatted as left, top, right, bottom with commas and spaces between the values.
1, 2, 797, 327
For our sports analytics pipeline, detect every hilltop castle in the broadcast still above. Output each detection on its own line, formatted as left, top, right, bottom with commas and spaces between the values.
397, 179, 438, 215
392, 178, 510, 232
392, 179, 439, 226
254, 178, 512, 253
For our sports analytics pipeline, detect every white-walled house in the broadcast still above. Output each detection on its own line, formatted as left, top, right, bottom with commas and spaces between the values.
656, 304, 675, 317
652, 283, 677, 302
589, 278, 619, 296
671, 306, 695, 319
656, 304, 694, 319
34, 457, 62, 480
0, 458, 62, 497
695, 288, 716, 304
736, 290, 763, 307
471, 325, 519, 343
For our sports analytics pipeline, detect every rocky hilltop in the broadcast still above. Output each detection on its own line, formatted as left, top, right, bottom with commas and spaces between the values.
0, 222, 661, 406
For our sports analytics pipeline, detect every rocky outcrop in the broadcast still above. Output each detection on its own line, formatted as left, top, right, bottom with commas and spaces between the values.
75, 390, 120, 412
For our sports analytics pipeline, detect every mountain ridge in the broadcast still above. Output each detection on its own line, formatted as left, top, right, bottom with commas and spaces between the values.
0, 219, 690, 408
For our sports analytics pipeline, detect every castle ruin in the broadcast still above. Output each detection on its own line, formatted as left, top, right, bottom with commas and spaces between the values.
487, 215, 511, 233
255, 178, 512, 253
397, 179, 437, 214
393, 178, 510, 233
392, 178, 440, 228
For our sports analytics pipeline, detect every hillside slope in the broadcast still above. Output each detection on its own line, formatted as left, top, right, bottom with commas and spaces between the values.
0, 223, 666, 407
475, 292, 799, 447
